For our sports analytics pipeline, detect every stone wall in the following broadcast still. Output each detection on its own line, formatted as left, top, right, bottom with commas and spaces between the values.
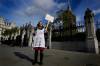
51, 41, 87, 52
51, 41, 100, 52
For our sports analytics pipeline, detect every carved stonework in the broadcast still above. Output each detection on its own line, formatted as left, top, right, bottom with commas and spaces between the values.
84, 8, 99, 54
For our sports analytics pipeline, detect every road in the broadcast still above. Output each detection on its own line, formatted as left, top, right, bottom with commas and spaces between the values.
0, 44, 100, 66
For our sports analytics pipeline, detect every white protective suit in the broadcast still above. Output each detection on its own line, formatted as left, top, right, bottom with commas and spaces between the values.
33, 28, 45, 48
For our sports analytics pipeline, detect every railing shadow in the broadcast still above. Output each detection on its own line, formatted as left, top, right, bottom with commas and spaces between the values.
14, 52, 33, 63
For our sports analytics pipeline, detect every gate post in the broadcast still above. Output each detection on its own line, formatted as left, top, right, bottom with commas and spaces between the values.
84, 8, 99, 54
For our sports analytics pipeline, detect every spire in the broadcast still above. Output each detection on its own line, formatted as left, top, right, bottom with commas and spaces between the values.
67, 0, 71, 11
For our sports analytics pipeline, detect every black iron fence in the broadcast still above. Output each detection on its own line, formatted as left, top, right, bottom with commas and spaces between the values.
52, 21, 100, 41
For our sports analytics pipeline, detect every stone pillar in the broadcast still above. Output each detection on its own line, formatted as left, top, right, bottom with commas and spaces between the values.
48, 22, 52, 49
84, 8, 99, 54
28, 29, 33, 47
0, 29, 1, 45
21, 29, 25, 47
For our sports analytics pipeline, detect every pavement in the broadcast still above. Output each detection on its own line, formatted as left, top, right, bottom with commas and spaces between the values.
0, 44, 100, 66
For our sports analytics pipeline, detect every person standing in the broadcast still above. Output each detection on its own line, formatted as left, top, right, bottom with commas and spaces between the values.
32, 21, 48, 65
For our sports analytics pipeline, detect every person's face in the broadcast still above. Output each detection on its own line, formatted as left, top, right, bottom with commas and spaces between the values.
39, 22, 43, 27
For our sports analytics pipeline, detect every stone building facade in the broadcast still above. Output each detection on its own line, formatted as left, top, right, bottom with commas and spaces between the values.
0, 17, 16, 41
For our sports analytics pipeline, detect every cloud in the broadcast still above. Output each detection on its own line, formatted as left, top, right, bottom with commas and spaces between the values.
76, 16, 81, 22
12, 0, 66, 17
33, 0, 56, 11
57, 3, 66, 10
9, 0, 67, 26
93, 9, 100, 15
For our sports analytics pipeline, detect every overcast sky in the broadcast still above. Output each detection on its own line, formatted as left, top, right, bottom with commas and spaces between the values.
0, 0, 100, 26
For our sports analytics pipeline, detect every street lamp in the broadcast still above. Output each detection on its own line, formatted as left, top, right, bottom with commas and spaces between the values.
59, 20, 63, 38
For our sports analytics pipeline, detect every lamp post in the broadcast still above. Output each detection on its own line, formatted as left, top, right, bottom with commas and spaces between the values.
59, 20, 63, 38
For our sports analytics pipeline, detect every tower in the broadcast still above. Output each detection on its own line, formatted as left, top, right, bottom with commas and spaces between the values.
84, 8, 99, 54
67, 0, 71, 11
62, 0, 76, 36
